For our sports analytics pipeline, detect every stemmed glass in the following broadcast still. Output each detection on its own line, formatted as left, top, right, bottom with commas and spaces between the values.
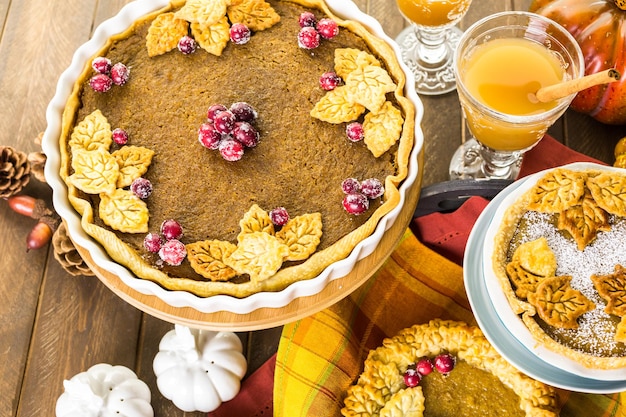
449, 11, 584, 179
395, 0, 473, 95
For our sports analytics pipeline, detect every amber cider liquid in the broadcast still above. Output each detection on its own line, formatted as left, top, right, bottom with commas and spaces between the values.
396, 0, 472, 27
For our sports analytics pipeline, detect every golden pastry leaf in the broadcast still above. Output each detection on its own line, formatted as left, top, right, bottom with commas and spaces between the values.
363, 101, 403, 157
511, 237, 557, 277
238, 204, 274, 242
343, 384, 386, 417
591, 264, 626, 317
506, 260, 545, 299
334, 48, 381, 79
69, 109, 112, 152
345, 64, 396, 113
586, 172, 626, 217
557, 190, 611, 250
227, 0, 280, 31
616, 315, 626, 343
527, 169, 586, 213
174, 0, 229, 26
379, 388, 425, 417
310, 86, 365, 124
146, 12, 189, 57
225, 232, 289, 283
186, 240, 238, 282
527, 275, 595, 329
112, 146, 155, 188
275, 212, 323, 261
68, 148, 119, 195
190, 17, 230, 56
98, 188, 149, 233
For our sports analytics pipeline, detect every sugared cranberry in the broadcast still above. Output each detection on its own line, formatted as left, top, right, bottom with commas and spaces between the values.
219, 138, 245, 161
299, 11, 317, 28
317, 18, 339, 39
198, 123, 222, 150
178, 35, 197, 54
130, 177, 153, 199
230, 23, 251, 45
213, 110, 237, 134
434, 353, 456, 375
89, 73, 113, 92
158, 239, 187, 266
346, 122, 364, 142
112, 128, 129, 145
270, 207, 290, 226
319, 71, 341, 91
341, 178, 361, 194
143, 232, 164, 253
361, 178, 384, 199
207, 104, 228, 122
230, 102, 257, 122
298, 26, 320, 49
92, 57, 112, 74
232, 122, 260, 148
110, 62, 129, 86
403, 368, 421, 388
416, 358, 434, 376
160, 219, 183, 240
342, 193, 369, 215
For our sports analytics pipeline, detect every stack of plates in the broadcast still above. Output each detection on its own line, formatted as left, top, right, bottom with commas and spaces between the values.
465, 162, 626, 393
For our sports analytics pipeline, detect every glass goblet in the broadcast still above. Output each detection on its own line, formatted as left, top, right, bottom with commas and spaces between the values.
395, 0, 473, 95
449, 11, 585, 180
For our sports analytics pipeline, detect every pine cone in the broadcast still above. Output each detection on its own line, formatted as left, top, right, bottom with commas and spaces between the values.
52, 222, 95, 277
0, 146, 31, 198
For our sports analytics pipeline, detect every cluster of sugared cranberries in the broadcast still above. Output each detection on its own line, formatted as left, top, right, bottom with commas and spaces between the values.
89, 56, 129, 92
341, 177, 384, 215
143, 219, 187, 266
297, 12, 339, 49
198, 102, 260, 161
269, 207, 290, 227
403, 353, 456, 388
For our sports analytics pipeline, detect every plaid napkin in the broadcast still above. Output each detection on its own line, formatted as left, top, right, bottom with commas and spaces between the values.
210, 135, 624, 416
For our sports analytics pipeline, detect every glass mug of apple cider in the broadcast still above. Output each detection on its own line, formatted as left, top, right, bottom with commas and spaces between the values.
449, 11, 584, 179
394, 0, 472, 95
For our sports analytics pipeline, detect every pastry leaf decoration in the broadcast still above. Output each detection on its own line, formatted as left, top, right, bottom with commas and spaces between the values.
225, 232, 290, 283
363, 101, 404, 158
275, 213, 323, 261
227, 0, 281, 31
557, 190, 611, 250
238, 204, 275, 242
334, 48, 381, 79
586, 173, 626, 217
345, 65, 396, 113
175, 0, 229, 26
69, 109, 112, 152
186, 240, 238, 282
381, 388, 426, 417
113, 146, 155, 188
190, 17, 231, 56
146, 13, 189, 57
310, 86, 365, 124
591, 264, 626, 317
99, 189, 149, 233
68, 148, 119, 195
527, 169, 586, 213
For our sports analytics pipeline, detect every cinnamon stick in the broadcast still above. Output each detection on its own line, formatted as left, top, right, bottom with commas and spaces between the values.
533, 69, 621, 103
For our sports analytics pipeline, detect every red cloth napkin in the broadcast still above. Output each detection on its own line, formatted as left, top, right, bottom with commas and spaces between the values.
206, 134, 605, 416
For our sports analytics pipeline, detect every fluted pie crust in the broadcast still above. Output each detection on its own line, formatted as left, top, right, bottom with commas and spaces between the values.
57, 0, 415, 298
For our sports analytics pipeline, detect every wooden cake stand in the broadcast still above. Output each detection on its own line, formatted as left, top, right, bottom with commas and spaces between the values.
75, 153, 423, 331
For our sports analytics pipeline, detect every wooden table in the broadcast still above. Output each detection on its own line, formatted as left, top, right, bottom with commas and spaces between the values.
1, 0, 623, 416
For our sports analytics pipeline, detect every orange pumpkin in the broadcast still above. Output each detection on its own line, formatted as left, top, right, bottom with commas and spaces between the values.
530, 0, 626, 125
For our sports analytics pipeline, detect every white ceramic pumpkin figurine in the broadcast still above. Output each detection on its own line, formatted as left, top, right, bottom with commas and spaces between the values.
55, 363, 153, 417
153, 325, 247, 412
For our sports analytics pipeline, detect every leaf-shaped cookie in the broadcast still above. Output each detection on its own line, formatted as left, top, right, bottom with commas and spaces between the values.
310, 86, 365, 124
334, 48, 381, 79
225, 232, 289, 283
379, 388, 425, 417
99, 188, 149, 233
238, 204, 274, 242
275, 212, 322, 261
186, 240, 238, 281
527, 275, 595, 329
586, 172, 626, 217
527, 169, 586, 213
112, 146, 155, 188
68, 148, 119, 195
591, 264, 626, 317
345, 65, 396, 113
190, 17, 230, 56
557, 190, 611, 250
146, 12, 189, 57
175, 0, 229, 26
363, 101, 403, 157
69, 109, 112, 152
227, 0, 280, 32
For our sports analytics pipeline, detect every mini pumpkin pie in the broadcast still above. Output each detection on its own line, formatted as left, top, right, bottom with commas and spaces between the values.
492, 167, 626, 369
57, 0, 415, 298
341, 319, 560, 417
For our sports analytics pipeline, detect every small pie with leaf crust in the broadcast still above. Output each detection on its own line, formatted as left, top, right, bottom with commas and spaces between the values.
492, 167, 626, 369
